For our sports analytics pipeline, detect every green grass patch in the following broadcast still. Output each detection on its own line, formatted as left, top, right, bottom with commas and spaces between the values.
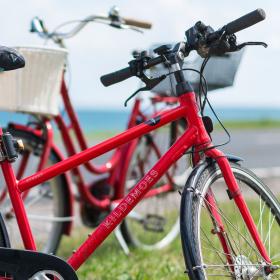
56, 192, 280, 279
54, 130, 119, 142
58, 228, 186, 280
215, 119, 280, 130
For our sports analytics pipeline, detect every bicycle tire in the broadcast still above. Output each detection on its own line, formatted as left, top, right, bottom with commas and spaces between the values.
121, 120, 190, 250
181, 162, 280, 279
0, 128, 69, 254
0, 213, 11, 278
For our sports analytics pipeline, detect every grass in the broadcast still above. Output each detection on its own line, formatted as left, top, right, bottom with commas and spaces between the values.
53, 129, 119, 142
56, 192, 280, 279
58, 228, 186, 280
215, 119, 280, 130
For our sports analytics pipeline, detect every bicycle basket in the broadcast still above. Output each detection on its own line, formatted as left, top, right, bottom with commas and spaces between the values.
0, 46, 67, 116
149, 44, 244, 96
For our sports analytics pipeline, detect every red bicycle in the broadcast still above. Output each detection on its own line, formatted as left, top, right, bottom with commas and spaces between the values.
0, 8, 279, 280
0, 7, 187, 254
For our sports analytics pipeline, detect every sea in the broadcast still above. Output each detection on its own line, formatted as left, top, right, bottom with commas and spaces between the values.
0, 107, 279, 132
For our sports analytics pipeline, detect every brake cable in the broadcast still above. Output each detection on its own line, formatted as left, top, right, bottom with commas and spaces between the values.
166, 64, 232, 153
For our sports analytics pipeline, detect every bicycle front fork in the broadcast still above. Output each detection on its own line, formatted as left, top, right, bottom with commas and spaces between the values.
206, 148, 272, 265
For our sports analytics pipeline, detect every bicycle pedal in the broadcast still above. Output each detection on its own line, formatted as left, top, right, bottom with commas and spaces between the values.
0, 247, 78, 280
143, 214, 166, 232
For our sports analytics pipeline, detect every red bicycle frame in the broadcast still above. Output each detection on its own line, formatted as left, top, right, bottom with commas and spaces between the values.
5, 77, 177, 213
0, 90, 272, 271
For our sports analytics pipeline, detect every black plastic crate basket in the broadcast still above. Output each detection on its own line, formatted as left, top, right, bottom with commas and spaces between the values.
148, 46, 244, 96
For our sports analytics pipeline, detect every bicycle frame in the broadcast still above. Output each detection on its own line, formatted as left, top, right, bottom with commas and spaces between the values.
0, 90, 272, 271
7, 77, 177, 209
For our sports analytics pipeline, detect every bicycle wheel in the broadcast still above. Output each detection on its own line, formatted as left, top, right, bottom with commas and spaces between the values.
0, 213, 11, 278
0, 128, 69, 254
181, 162, 280, 279
121, 121, 191, 250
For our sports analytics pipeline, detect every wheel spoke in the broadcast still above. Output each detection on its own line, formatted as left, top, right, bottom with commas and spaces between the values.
27, 215, 74, 222
24, 189, 51, 210
181, 165, 280, 279
0, 134, 66, 253
201, 194, 262, 259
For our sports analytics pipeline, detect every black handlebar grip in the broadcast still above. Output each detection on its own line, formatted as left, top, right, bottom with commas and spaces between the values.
225, 8, 266, 35
100, 67, 133, 87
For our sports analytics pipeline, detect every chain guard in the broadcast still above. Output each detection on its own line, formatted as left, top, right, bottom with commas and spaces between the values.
81, 178, 111, 228
0, 247, 78, 280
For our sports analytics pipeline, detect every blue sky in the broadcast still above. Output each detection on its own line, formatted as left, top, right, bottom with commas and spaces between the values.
1, 0, 280, 109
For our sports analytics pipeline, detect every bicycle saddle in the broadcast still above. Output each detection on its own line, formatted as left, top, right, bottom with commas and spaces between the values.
0, 46, 25, 71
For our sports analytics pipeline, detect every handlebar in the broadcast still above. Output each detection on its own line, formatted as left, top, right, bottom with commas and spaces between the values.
30, 7, 152, 47
50, 15, 109, 40
101, 67, 133, 87
101, 56, 164, 87
224, 8, 266, 35
100, 8, 267, 87
123, 17, 152, 29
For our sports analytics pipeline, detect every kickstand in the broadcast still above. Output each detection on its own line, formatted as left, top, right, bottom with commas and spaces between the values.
114, 225, 130, 255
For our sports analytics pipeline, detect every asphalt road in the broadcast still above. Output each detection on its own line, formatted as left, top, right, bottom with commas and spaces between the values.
211, 128, 280, 169
211, 128, 280, 194
75, 128, 280, 169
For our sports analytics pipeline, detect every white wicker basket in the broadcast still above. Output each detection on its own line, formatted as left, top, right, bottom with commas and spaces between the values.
0, 46, 67, 116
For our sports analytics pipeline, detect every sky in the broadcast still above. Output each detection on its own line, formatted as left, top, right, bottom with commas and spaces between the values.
1, 0, 280, 110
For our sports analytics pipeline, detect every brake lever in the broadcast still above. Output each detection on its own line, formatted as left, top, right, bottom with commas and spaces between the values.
109, 19, 143, 33
209, 39, 267, 55
124, 75, 166, 106
236, 41, 268, 50
120, 24, 144, 33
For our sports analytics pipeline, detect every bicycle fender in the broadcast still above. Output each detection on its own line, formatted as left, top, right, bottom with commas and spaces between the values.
180, 154, 242, 278
225, 154, 243, 163
0, 247, 78, 280
0, 212, 10, 248
184, 154, 242, 194
180, 159, 210, 279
